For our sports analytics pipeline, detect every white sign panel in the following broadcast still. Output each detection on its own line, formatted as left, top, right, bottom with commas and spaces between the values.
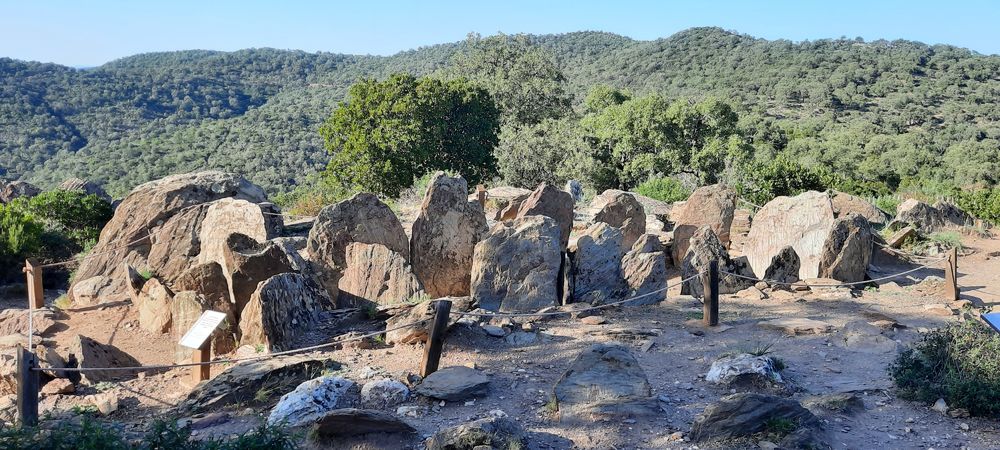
179, 310, 227, 350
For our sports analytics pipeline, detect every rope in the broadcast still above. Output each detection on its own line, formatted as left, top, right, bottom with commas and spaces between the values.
34, 319, 426, 373
720, 256, 948, 288
737, 198, 763, 210
449, 273, 703, 319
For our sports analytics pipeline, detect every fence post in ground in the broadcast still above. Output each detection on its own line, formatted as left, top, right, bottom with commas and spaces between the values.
24, 259, 43, 310
420, 299, 452, 377
476, 184, 486, 208
944, 247, 959, 301
702, 260, 719, 327
192, 345, 211, 384
16, 344, 39, 427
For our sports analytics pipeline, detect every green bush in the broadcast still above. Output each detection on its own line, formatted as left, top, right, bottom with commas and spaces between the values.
955, 187, 1000, 225
889, 321, 1000, 417
635, 177, 691, 203
732, 154, 829, 206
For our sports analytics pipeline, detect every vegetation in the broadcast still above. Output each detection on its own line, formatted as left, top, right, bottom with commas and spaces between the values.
635, 177, 691, 203
0, 419, 298, 449
890, 321, 1000, 417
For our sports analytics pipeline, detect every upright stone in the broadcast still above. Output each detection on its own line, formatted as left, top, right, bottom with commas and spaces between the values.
681, 226, 754, 297
763, 246, 801, 285
572, 222, 626, 305
591, 190, 646, 250
223, 234, 295, 318
306, 193, 409, 302
670, 184, 737, 266
470, 216, 562, 313
198, 198, 282, 272
817, 213, 872, 283
238, 273, 322, 352
895, 198, 945, 233
136, 278, 173, 333
71, 335, 142, 383
743, 191, 836, 280
830, 191, 888, 226
410, 173, 488, 298
338, 243, 424, 308
621, 234, 668, 304
553, 344, 658, 421
516, 183, 575, 250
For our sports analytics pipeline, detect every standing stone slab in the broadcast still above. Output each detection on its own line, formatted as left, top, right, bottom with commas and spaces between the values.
198, 198, 282, 272
136, 278, 173, 333
744, 191, 836, 280
224, 234, 296, 318
173, 262, 238, 354
306, 193, 409, 302
763, 246, 801, 286
410, 173, 488, 298
895, 198, 945, 233
71, 335, 142, 383
572, 222, 626, 305
238, 273, 322, 352
831, 191, 888, 227
817, 213, 872, 283
591, 190, 646, 250
516, 182, 575, 250
670, 184, 737, 266
621, 241, 668, 306
339, 243, 424, 308
681, 226, 754, 297
470, 216, 562, 313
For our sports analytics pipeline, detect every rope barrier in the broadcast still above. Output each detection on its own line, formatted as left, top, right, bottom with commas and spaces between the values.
449, 273, 703, 319
737, 197, 763, 210
719, 256, 948, 288
34, 319, 428, 373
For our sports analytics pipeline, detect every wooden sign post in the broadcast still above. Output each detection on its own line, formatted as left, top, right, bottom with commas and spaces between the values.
24, 259, 43, 310
476, 185, 486, 207
16, 344, 38, 427
702, 260, 720, 327
944, 247, 959, 301
420, 299, 452, 377
178, 310, 227, 384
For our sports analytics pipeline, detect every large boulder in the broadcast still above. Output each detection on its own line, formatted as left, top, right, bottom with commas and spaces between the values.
0, 309, 56, 336
57, 178, 112, 202
426, 412, 526, 450
410, 173, 488, 298
744, 191, 836, 280
572, 222, 626, 305
681, 226, 754, 297
70, 335, 142, 383
238, 273, 322, 352
172, 262, 238, 353
266, 375, 360, 427
223, 234, 296, 317
169, 290, 236, 361
830, 191, 888, 227
306, 193, 409, 302
763, 246, 801, 286
338, 243, 423, 308
470, 216, 562, 313
553, 344, 658, 422
934, 201, 973, 227
144, 204, 211, 285
621, 235, 668, 305
197, 198, 282, 272
817, 213, 872, 283
515, 183, 575, 250
591, 190, 646, 250
135, 278, 173, 334
0, 181, 40, 203
69, 171, 269, 303
670, 184, 737, 265
689, 393, 826, 448
895, 198, 944, 233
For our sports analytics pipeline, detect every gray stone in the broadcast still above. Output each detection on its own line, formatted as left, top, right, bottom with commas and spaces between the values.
266, 375, 360, 427
470, 216, 561, 313
553, 343, 658, 421
818, 213, 872, 283
744, 191, 836, 280
689, 393, 825, 448
680, 226, 754, 297
572, 222, 626, 305
70, 335, 142, 383
426, 411, 526, 450
360, 378, 410, 409
565, 180, 584, 203
516, 182, 575, 250
338, 243, 423, 308
223, 233, 296, 318
413, 366, 490, 401
0, 181, 40, 203
895, 198, 945, 233
591, 190, 646, 250
313, 408, 415, 437
705, 354, 783, 387
763, 246, 801, 286
238, 273, 322, 352
58, 178, 111, 202
622, 236, 668, 305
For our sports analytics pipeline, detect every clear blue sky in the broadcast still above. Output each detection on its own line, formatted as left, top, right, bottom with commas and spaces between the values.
3, 0, 998, 67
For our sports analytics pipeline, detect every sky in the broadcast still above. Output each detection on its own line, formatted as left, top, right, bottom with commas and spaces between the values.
2, 0, 999, 67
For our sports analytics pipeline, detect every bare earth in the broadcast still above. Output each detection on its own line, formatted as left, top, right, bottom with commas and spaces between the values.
8, 232, 1000, 449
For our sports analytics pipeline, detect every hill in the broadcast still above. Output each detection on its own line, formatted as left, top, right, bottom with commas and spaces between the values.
2, 27, 999, 196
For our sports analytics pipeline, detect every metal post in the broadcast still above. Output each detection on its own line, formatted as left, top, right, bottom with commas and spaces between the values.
191, 345, 211, 384
476, 185, 486, 208
419, 299, 452, 377
702, 260, 719, 327
944, 247, 959, 301
16, 345, 39, 427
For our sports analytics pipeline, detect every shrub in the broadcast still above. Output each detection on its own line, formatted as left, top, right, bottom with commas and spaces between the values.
272, 175, 358, 217
20, 191, 113, 248
955, 187, 1000, 225
635, 177, 690, 203
889, 321, 1000, 417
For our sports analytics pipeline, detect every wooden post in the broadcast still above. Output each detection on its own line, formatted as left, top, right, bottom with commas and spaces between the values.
191, 345, 211, 384
944, 247, 959, 301
702, 260, 719, 327
24, 259, 43, 310
419, 299, 452, 377
16, 345, 39, 427
476, 184, 486, 208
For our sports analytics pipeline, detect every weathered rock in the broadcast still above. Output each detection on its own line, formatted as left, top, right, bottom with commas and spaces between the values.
70, 171, 268, 303
759, 318, 834, 335
313, 408, 415, 437
591, 190, 646, 250
736, 286, 767, 300
896, 198, 945, 233
565, 180, 584, 203
745, 191, 836, 280
238, 273, 322, 352
384, 297, 469, 345
178, 354, 338, 413
886, 226, 917, 248
818, 213, 872, 283
172, 262, 237, 354
670, 184, 737, 265
339, 243, 424, 308
411, 173, 488, 298
553, 343, 658, 421
681, 226, 755, 297
689, 393, 825, 448
41, 378, 75, 395
426, 411, 526, 450
572, 222, 626, 305
0, 309, 56, 336
470, 216, 562, 313
70, 335, 142, 383
837, 320, 899, 354
198, 198, 282, 273
706, 354, 783, 387
495, 192, 530, 221
144, 204, 209, 283
830, 191, 888, 226
935, 201, 973, 227
35, 345, 68, 378
0, 356, 16, 395
762, 246, 801, 286
0, 181, 40, 203
413, 366, 490, 401
516, 182, 575, 250
361, 378, 410, 409
70, 276, 113, 306
621, 248, 667, 305
122, 263, 145, 303
802, 393, 865, 415
224, 234, 296, 317
170, 291, 205, 362
266, 375, 360, 427
136, 278, 173, 333
57, 178, 112, 202
306, 193, 409, 301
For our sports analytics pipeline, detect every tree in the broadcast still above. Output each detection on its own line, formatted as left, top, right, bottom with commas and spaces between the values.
494, 117, 586, 188
319, 74, 500, 197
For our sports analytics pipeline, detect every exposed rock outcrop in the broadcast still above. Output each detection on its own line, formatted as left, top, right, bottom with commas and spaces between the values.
135, 278, 173, 334
895, 198, 945, 233
471, 216, 562, 313
0, 181, 40, 203
426, 411, 526, 450
197, 198, 282, 272
690, 393, 826, 448
266, 376, 360, 427
553, 343, 658, 422
413, 366, 490, 401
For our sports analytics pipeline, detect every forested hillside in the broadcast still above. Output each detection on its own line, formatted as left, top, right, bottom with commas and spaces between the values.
2, 27, 999, 197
